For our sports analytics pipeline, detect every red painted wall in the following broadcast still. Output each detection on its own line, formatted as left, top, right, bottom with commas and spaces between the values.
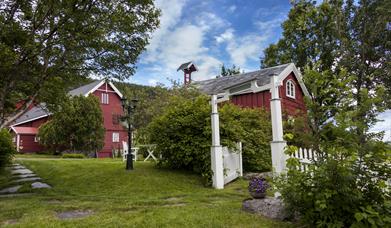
280, 73, 307, 116
92, 83, 127, 157
230, 72, 306, 116
11, 133, 44, 153
13, 82, 127, 157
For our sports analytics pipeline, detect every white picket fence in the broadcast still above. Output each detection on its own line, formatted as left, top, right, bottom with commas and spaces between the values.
222, 142, 243, 185
290, 147, 318, 171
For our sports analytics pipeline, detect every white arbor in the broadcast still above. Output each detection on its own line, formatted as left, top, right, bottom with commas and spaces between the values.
210, 74, 287, 189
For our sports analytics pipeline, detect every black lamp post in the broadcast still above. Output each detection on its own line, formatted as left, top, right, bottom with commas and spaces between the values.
121, 97, 138, 170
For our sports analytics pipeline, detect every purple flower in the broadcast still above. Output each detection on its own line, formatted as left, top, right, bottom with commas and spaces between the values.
248, 177, 269, 193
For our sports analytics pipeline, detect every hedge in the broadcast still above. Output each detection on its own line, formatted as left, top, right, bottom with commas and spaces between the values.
147, 95, 271, 185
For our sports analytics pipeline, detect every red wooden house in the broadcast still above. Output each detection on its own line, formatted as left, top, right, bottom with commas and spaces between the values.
194, 63, 309, 116
10, 80, 127, 157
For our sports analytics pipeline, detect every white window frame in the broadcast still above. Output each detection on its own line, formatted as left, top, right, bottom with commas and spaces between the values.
12, 136, 16, 143
34, 136, 39, 142
286, 80, 296, 99
101, 93, 109, 104
112, 132, 120, 142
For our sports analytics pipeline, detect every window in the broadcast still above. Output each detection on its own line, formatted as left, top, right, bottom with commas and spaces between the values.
101, 93, 109, 104
112, 132, 120, 142
286, 80, 295, 99
12, 137, 16, 143
34, 136, 39, 142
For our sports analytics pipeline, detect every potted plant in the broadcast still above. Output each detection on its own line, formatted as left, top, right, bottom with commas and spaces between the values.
248, 177, 269, 199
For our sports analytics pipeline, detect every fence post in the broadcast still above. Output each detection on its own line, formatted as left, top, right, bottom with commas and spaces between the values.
270, 74, 287, 175
238, 142, 243, 177
211, 94, 224, 189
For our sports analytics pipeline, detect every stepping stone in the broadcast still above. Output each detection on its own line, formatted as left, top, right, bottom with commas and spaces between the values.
31, 182, 51, 189
11, 169, 33, 175
12, 165, 26, 170
0, 185, 22, 194
12, 177, 42, 183
57, 210, 93, 219
13, 173, 37, 179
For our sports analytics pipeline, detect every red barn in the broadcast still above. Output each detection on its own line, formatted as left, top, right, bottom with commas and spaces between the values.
195, 63, 309, 116
10, 80, 127, 157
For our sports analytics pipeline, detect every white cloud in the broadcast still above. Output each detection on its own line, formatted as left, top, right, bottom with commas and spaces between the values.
226, 34, 268, 66
228, 5, 237, 13
255, 17, 285, 31
140, 1, 228, 82
147, 79, 158, 86
215, 28, 234, 44
220, 17, 285, 68
143, 0, 187, 63
196, 12, 229, 31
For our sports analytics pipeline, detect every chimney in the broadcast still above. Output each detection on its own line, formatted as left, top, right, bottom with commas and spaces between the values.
177, 61, 198, 85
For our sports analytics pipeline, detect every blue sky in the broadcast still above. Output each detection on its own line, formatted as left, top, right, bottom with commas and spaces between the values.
129, 0, 290, 86
126, 0, 390, 141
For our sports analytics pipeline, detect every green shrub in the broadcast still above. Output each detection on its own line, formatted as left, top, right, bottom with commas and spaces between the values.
147, 95, 272, 185
0, 129, 16, 170
276, 139, 391, 227
62, 153, 86, 159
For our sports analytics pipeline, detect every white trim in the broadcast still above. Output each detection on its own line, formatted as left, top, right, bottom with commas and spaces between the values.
85, 80, 123, 98
108, 81, 123, 98
85, 80, 105, 97
276, 63, 310, 97
10, 114, 48, 127
286, 79, 296, 99
214, 63, 310, 100
16, 134, 20, 152
96, 89, 117, 93
112, 132, 120, 142
101, 93, 109, 104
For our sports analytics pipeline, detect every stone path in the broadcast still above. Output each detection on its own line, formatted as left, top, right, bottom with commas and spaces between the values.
0, 163, 52, 196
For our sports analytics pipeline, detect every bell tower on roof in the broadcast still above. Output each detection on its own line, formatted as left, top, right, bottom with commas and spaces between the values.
177, 61, 198, 85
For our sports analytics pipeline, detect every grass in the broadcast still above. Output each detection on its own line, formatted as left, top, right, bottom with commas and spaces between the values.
0, 156, 294, 227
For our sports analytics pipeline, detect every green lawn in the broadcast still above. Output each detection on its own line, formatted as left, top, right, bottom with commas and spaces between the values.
0, 157, 293, 227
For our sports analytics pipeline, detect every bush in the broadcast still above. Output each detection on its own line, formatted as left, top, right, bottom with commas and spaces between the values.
62, 153, 86, 159
0, 129, 16, 170
276, 139, 391, 227
147, 95, 272, 185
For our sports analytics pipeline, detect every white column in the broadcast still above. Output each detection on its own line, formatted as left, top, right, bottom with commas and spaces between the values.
211, 94, 224, 189
16, 134, 20, 152
270, 75, 287, 175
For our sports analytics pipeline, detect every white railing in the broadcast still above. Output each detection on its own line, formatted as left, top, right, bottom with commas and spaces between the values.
223, 142, 243, 185
290, 147, 318, 171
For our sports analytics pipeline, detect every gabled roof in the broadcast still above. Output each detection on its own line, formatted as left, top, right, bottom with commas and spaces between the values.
177, 61, 198, 71
194, 64, 290, 95
10, 126, 38, 135
11, 79, 123, 126
68, 80, 102, 96
11, 105, 50, 126
194, 63, 309, 98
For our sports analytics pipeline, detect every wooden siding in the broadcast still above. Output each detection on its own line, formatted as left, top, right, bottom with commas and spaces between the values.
13, 82, 128, 157
230, 72, 306, 116
16, 134, 44, 153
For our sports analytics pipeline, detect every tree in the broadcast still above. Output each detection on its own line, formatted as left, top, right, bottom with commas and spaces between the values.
0, 0, 160, 128
219, 64, 241, 77
265, 1, 391, 226
38, 95, 105, 154
262, 0, 391, 142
